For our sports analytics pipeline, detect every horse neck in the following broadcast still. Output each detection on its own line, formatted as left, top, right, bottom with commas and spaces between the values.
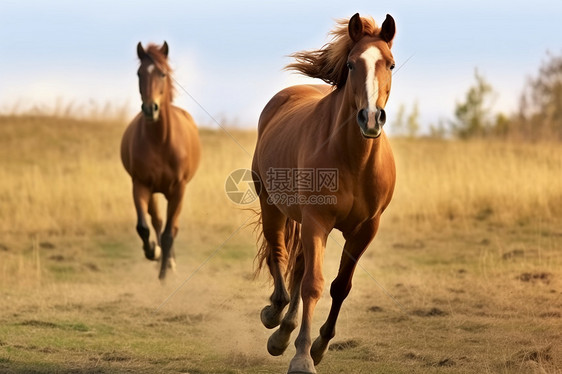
329, 85, 381, 167
149, 94, 172, 143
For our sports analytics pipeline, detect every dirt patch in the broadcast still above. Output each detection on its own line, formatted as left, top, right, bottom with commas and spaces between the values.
18, 320, 59, 328
225, 352, 268, 368
54, 303, 84, 312
404, 351, 430, 363
502, 249, 525, 260
48, 254, 66, 261
412, 307, 448, 317
539, 311, 561, 318
39, 241, 55, 249
507, 345, 552, 366
37, 346, 59, 353
459, 322, 489, 333
95, 351, 133, 362
393, 240, 425, 250
329, 339, 360, 351
435, 358, 455, 367
405, 352, 456, 367
162, 313, 206, 324
447, 288, 465, 294
0, 243, 8, 251
83, 262, 100, 272
517, 272, 552, 284
367, 306, 383, 313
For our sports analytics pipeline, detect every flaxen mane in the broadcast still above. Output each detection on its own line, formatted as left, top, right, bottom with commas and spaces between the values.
286, 16, 380, 88
142, 44, 175, 102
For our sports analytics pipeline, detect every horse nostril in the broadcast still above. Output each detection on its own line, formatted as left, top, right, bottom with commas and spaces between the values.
357, 109, 368, 126
376, 109, 386, 126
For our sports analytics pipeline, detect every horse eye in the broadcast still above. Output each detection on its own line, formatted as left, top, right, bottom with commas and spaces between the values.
390, 63, 395, 70
160, 72, 167, 78
346, 62, 354, 71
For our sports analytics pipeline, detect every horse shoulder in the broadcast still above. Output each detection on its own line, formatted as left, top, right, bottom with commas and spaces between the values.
170, 107, 201, 176
258, 90, 292, 134
120, 114, 144, 175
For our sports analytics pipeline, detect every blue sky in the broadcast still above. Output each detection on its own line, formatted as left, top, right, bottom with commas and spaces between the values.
1, 0, 561, 132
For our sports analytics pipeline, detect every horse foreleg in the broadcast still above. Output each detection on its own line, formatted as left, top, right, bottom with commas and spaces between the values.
310, 217, 380, 365
133, 182, 159, 261
159, 185, 186, 280
147, 194, 163, 260
288, 214, 331, 374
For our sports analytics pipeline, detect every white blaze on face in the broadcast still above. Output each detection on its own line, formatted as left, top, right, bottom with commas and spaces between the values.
147, 64, 155, 74
360, 46, 383, 114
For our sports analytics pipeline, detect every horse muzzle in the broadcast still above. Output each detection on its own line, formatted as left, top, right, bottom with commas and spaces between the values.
141, 102, 160, 121
357, 108, 386, 139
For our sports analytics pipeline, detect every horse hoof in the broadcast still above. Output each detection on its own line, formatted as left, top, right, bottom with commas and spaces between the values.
158, 264, 167, 281
144, 241, 161, 261
153, 244, 161, 260
310, 336, 328, 365
288, 354, 316, 374
261, 305, 282, 329
167, 258, 176, 272
267, 329, 290, 356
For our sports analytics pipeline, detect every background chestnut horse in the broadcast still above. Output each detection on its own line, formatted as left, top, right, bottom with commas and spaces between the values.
253, 14, 396, 373
121, 42, 200, 280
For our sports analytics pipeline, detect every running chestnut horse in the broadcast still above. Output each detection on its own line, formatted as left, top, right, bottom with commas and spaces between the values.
252, 14, 396, 373
121, 42, 200, 280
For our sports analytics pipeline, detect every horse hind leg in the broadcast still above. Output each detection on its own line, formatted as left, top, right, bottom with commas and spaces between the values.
260, 238, 290, 329
259, 203, 291, 329
267, 252, 303, 356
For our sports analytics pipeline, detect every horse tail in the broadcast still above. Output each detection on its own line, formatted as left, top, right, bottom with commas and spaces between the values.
283, 219, 303, 293
254, 215, 303, 293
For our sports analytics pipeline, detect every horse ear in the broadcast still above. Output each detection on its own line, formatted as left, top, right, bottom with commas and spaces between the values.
380, 14, 396, 46
160, 41, 169, 57
348, 13, 364, 43
137, 42, 146, 59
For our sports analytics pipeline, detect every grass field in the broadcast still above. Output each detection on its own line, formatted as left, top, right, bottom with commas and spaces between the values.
0, 115, 561, 373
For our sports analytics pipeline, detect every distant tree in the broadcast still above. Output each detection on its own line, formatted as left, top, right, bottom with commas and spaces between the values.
391, 102, 419, 138
406, 101, 420, 138
451, 70, 495, 139
518, 51, 562, 140
429, 119, 447, 139
492, 112, 510, 138
392, 103, 407, 135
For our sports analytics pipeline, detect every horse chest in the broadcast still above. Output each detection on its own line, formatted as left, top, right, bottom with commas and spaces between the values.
335, 167, 394, 227
131, 146, 186, 192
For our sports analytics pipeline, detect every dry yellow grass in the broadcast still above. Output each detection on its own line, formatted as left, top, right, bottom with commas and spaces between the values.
1, 115, 560, 238
0, 116, 256, 238
0, 115, 561, 373
390, 138, 562, 228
